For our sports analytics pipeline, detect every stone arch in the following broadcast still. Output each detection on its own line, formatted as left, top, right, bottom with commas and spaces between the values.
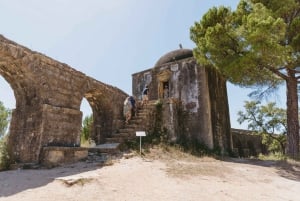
0, 35, 127, 164
157, 69, 171, 99
84, 88, 114, 144
0, 50, 45, 163
83, 79, 127, 145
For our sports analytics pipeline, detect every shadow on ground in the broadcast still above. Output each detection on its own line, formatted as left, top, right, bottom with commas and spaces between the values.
224, 157, 300, 182
0, 153, 124, 197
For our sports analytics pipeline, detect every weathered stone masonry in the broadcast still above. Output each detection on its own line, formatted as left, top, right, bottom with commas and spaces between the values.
0, 35, 127, 163
132, 49, 233, 153
132, 49, 264, 156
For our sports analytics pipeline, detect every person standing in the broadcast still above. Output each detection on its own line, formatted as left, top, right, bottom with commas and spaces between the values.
123, 97, 132, 124
142, 85, 149, 106
128, 96, 136, 117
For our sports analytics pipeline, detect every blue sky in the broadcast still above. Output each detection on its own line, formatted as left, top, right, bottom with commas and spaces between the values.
0, 0, 286, 129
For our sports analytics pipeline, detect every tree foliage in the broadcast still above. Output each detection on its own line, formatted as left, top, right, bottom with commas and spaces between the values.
81, 114, 93, 144
0, 101, 11, 138
0, 135, 10, 170
190, 0, 300, 157
237, 101, 286, 153
0, 101, 11, 170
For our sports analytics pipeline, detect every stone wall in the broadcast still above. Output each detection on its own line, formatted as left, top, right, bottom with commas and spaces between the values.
207, 67, 232, 153
231, 128, 266, 157
0, 35, 127, 164
40, 147, 88, 167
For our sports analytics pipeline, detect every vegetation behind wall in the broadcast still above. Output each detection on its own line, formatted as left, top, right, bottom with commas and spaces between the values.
0, 135, 10, 170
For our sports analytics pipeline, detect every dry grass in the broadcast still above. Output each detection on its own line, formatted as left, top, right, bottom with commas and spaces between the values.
144, 145, 232, 178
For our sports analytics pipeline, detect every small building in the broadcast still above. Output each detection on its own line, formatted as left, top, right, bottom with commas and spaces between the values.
132, 49, 232, 154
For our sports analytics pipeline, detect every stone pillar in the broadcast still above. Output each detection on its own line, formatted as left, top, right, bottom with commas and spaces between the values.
8, 107, 44, 163
206, 67, 232, 154
38, 104, 82, 147
7, 104, 82, 164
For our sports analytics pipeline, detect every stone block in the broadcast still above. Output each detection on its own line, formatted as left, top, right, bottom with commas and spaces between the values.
41, 147, 88, 167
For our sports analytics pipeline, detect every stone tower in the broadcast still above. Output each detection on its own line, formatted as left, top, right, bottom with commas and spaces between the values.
132, 49, 232, 153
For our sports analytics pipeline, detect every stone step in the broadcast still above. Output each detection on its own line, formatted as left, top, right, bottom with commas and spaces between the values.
144, 101, 157, 107
99, 99, 158, 155
130, 115, 144, 120
134, 116, 147, 120
112, 132, 132, 138
88, 143, 120, 154
105, 134, 137, 144
124, 123, 138, 129
136, 110, 148, 115
118, 128, 135, 133
123, 123, 145, 129
105, 137, 124, 143
86, 152, 109, 163
128, 119, 144, 125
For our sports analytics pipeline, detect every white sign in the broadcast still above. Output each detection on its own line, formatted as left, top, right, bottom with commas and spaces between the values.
136, 131, 146, 155
136, 131, 146, 136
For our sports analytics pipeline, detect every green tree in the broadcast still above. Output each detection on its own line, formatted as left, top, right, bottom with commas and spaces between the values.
0, 101, 11, 170
0, 101, 11, 137
81, 114, 93, 144
0, 135, 10, 170
238, 101, 286, 153
190, 0, 300, 157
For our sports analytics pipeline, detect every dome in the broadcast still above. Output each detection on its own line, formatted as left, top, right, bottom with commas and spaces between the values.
155, 49, 193, 67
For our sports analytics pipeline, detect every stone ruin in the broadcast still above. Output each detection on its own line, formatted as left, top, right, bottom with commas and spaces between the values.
132, 49, 232, 154
0, 35, 127, 165
132, 49, 263, 156
0, 35, 263, 166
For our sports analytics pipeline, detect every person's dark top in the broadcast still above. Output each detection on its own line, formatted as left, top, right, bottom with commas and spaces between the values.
129, 96, 136, 107
142, 87, 149, 95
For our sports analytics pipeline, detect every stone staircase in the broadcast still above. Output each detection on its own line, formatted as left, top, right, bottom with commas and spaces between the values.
38, 102, 157, 167
87, 100, 156, 160
106, 107, 149, 143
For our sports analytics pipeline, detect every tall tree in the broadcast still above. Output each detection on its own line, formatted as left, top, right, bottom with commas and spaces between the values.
0, 101, 10, 137
190, 0, 300, 158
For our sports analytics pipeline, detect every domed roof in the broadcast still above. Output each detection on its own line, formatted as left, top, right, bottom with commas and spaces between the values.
155, 49, 193, 67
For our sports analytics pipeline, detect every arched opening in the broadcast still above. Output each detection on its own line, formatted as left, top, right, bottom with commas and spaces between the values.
81, 88, 116, 147
0, 76, 16, 169
80, 97, 93, 147
157, 69, 171, 99
162, 82, 169, 99
0, 76, 16, 136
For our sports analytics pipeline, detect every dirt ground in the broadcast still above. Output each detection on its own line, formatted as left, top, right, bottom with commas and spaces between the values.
0, 147, 300, 201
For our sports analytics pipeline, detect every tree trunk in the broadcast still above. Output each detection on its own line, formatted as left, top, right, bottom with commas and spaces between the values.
286, 70, 299, 158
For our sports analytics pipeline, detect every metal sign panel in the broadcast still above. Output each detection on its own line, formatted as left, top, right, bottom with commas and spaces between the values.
136, 131, 146, 136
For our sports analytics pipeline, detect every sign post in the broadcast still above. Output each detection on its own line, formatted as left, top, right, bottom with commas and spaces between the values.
136, 131, 146, 155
